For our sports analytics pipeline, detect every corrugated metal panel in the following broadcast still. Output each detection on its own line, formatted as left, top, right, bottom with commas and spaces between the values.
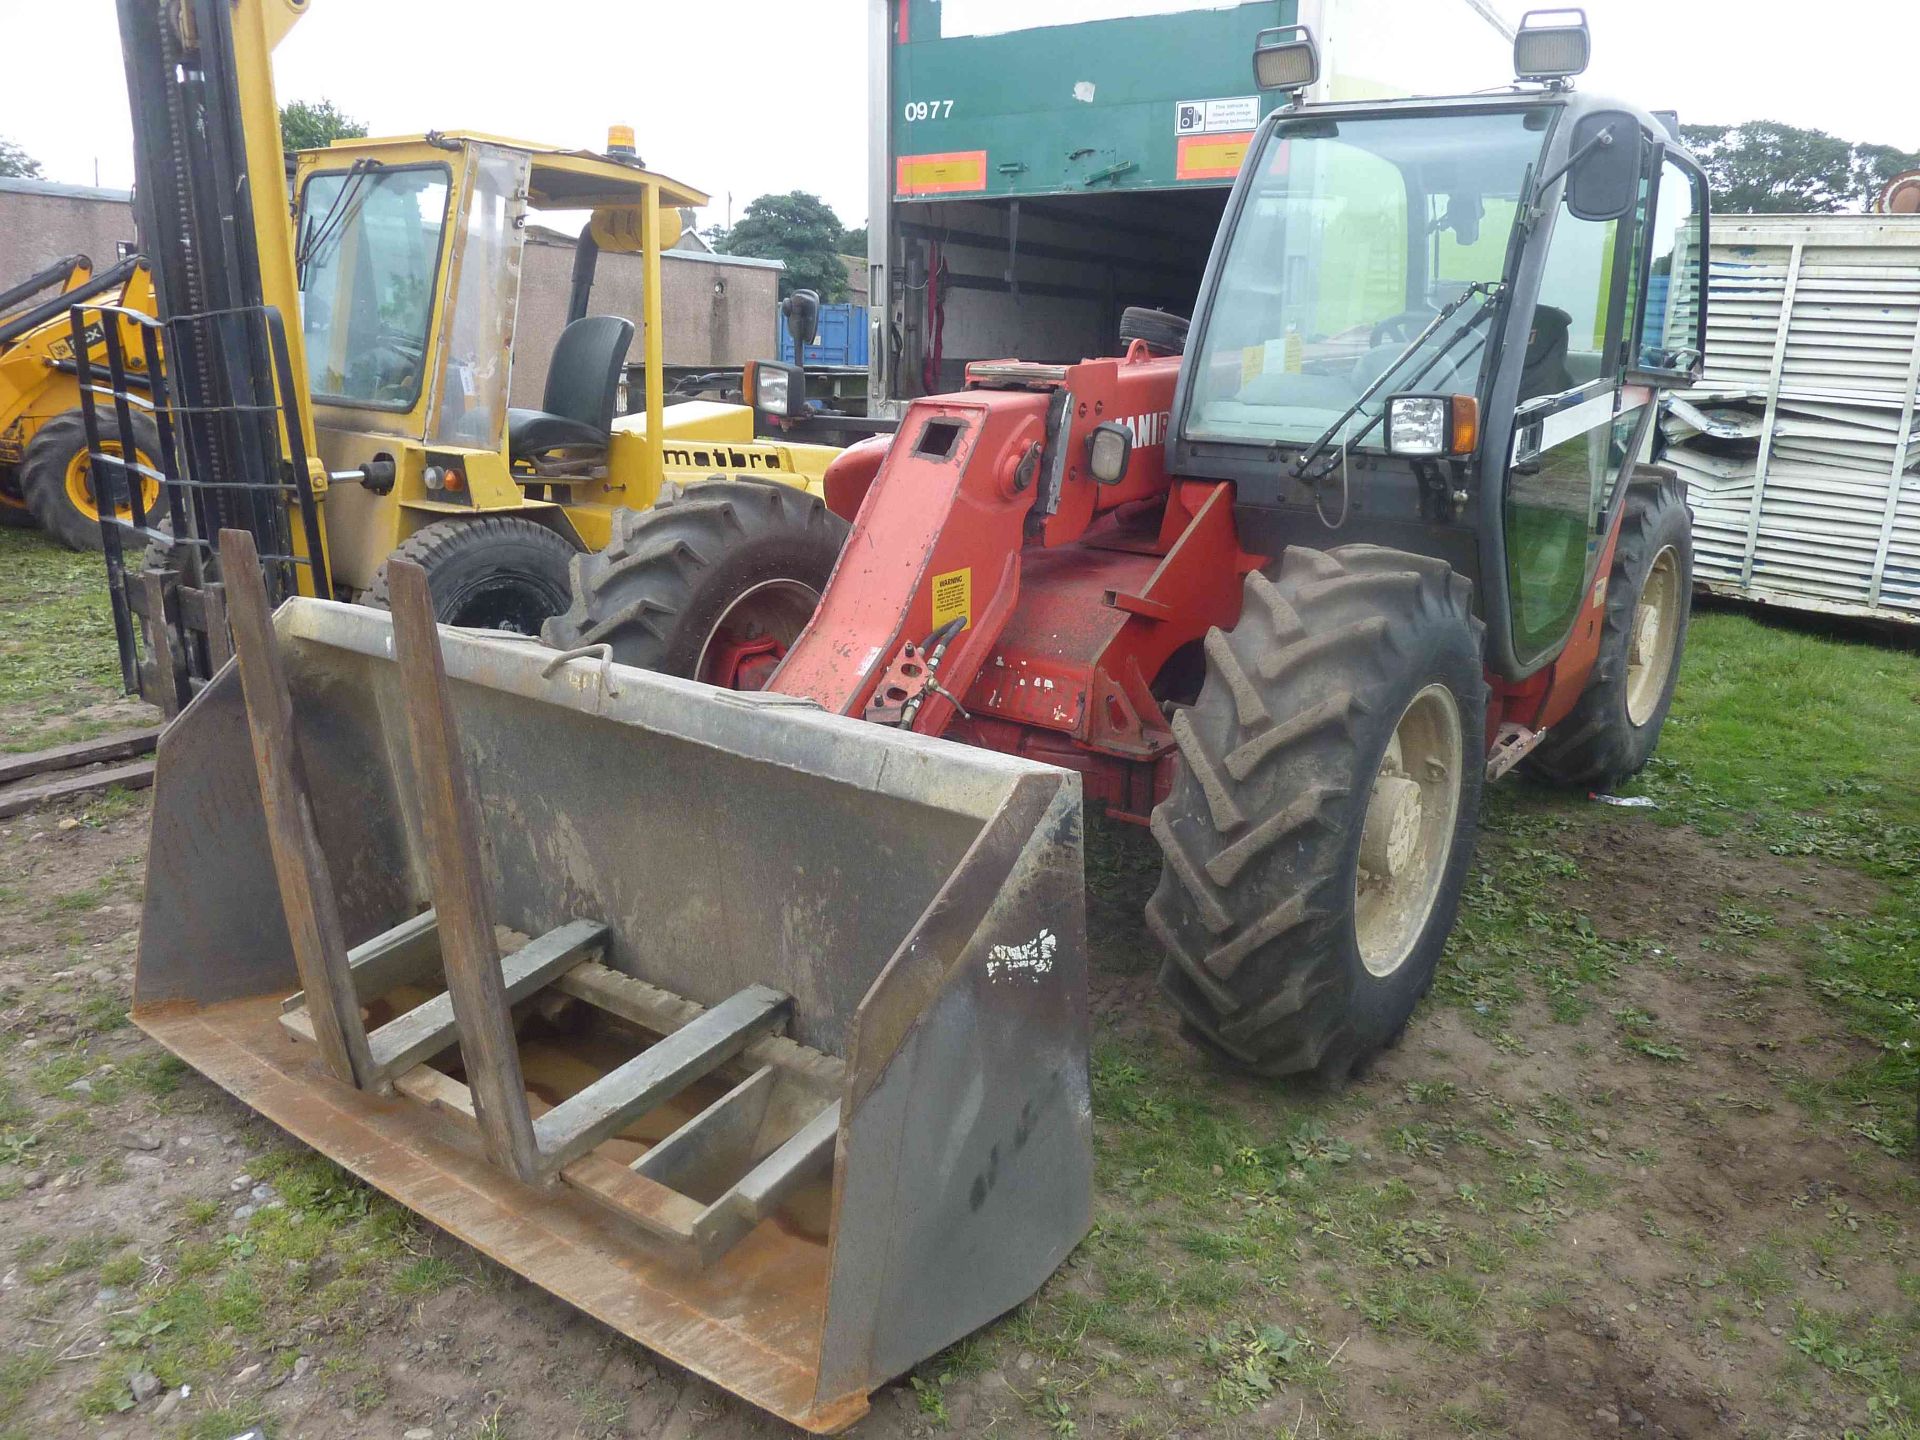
1670, 215, 1920, 624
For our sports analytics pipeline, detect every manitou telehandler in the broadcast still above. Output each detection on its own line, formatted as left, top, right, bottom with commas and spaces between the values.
128, 8, 1706, 1433
78, 0, 840, 713
0, 253, 162, 549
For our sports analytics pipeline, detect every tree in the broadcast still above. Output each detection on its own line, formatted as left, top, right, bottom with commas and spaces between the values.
1681, 121, 1920, 214
0, 138, 43, 180
279, 99, 369, 153
718, 192, 849, 300
841, 225, 868, 256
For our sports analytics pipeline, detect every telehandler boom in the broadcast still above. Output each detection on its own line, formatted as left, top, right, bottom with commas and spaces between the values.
129, 9, 1708, 1433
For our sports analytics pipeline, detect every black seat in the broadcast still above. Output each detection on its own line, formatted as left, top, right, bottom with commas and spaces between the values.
1520, 306, 1574, 401
508, 314, 635, 460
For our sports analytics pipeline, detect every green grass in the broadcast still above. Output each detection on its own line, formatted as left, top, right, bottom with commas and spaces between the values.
0, 529, 125, 746
1634, 610, 1920, 1152
65, 1147, 422, 1421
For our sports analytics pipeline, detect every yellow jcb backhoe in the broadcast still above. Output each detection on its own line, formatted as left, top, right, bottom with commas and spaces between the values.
0, 252, 163, 549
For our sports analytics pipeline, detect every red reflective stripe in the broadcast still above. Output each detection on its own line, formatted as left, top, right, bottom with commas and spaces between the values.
898, 0, 910, 41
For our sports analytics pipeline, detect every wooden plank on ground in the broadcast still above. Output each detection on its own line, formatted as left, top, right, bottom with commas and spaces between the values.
0, 728, 160, 787
0, 760, 155, 819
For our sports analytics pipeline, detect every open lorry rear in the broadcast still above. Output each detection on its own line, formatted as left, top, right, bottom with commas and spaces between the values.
867, 0, 1517, 408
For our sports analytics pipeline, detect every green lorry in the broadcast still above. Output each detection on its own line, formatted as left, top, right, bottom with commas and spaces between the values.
868, 0, 1517, 406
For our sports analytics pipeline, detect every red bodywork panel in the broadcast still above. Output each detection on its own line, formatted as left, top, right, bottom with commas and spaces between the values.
774, 350, 1261, 819
778, 356, 1631, 823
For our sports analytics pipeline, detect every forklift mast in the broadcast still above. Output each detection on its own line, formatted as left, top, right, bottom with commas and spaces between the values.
82, 0, 330, 713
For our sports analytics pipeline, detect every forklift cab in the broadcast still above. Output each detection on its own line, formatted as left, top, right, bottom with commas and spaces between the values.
289, 132, 704, 585
1171, 14, 1710, 681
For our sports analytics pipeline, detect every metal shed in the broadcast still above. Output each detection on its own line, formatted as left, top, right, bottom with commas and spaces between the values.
1666, 214, 1920, 624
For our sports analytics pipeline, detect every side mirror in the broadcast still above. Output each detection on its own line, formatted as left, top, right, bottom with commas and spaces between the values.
781, 289, 821, 362
1565, 110, 1639, 221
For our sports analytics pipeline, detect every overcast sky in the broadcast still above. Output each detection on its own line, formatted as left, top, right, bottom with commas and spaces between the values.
3, 0, 1918, 228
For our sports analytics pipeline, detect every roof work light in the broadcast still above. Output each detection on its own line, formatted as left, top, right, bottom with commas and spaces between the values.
1514, 8, 1591, 82
1252, 26, 1319, 93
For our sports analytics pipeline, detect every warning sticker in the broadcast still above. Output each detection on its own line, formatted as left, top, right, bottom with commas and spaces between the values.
1176, 131, 1253, 181
931, 567, 972, 632
896, 150, 989, 197
1175, 95, 1260, 135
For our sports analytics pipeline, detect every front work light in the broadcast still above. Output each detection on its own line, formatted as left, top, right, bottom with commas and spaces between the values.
1086, 421, 1133, 485
745, 359, 806, 420
1514, 8, 1591, 81
1385, 395, 1479, 458
1253, 25, 1319, 93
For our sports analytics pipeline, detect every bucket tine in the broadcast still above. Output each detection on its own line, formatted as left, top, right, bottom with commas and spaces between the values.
384, 558, 544, 1183
218, 528, 375, 1088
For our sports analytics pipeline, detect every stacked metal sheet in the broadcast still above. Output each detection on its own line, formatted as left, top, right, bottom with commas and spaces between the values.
1666, 215, 1920, 624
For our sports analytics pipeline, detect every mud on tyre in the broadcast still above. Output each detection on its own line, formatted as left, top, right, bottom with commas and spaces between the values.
543, 480, 848, 685
1149, 545, 1488, 1080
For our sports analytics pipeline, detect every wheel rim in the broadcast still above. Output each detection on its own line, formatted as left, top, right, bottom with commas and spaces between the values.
1625, 546, 1681, 727
695, 579, 821, 690
63, 442, 160, 524
1354, 683, 1464, 978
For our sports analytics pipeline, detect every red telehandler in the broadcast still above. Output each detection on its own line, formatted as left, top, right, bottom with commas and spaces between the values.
551, 14, 1710, 1076
131, 11, 1708, 1430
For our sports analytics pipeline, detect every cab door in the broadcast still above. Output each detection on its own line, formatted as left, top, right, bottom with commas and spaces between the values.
1501, 128, 1651, 670
1500, 125, 1710, 672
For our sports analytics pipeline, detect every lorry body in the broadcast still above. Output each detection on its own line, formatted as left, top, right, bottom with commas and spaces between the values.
869, 0, 1516, 409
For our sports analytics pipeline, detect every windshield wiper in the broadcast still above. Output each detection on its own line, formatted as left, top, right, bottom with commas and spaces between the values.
1289, 280, 1502, 480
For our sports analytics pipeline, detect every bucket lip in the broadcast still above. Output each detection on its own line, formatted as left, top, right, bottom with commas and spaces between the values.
267, 598, 1076, 818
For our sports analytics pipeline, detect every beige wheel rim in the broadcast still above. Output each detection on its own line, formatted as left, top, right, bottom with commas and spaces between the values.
1354, 683, 1464, 978
1625, 546, 1681, 727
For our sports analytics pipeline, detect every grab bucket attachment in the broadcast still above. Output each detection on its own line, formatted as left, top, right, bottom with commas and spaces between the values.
130, 537, 1090, 1433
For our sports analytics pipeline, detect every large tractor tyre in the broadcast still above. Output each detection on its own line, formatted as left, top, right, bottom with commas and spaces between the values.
0, 471, 35, 529
1118, 306, 1189, 357
19, 409, 163, 553
1149, 545, 1488, 1081
366, 517, 576, 634
1528, 475, 1694, 791
542, 480, 849, 688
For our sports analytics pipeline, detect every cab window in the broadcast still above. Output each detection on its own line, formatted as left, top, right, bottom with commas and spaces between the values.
1638, 157, 1706, 372
298, 165, 451, 409
1505, 176, 1636, 663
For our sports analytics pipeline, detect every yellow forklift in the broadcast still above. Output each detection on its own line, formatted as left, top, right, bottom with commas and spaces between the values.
82, 0, 842, 711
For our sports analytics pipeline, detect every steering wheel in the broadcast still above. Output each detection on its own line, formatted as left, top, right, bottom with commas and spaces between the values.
1370, 308, 1438, 346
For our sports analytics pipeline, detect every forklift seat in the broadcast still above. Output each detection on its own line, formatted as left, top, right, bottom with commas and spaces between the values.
507, 314, 634, 460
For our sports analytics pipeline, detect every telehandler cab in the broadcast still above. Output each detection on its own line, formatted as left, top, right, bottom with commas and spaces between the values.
129, 8, 1707, 1432
78, 0, 843, 714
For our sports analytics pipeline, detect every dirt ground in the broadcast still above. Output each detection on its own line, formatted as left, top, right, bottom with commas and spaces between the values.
0, 769, 1913, 1439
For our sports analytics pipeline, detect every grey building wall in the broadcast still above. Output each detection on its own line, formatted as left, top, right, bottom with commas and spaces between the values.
0, 178, 780, 413
0, 178, 138, 288
511, 230, 783, 408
